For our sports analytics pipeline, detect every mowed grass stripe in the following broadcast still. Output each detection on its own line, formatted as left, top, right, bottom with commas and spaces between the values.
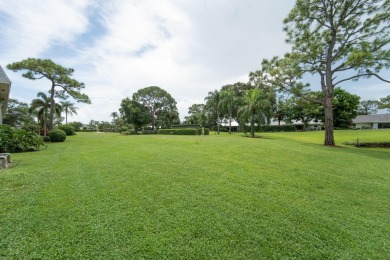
1, 131, 389, 258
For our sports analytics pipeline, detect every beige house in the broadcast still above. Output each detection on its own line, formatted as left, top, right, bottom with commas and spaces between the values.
0, 65, 11, 125
352, 114, 390, 129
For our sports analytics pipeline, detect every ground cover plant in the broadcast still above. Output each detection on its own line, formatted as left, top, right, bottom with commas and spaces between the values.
0, 131, 389, 258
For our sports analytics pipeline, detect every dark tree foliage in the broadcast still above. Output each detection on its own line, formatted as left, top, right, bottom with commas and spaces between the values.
3, 98, 34, 127
132, 86, 178, 130
120, 98, 151, 132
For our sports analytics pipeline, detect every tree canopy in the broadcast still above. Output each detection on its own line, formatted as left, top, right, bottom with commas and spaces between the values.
7, 58, 90, 130
132, 86, 178, 130
120, 98, 151, 132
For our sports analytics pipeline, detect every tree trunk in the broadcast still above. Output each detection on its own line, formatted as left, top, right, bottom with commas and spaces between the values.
251, 114, 255, 138
217, 113, 220, 134
228, 113, 232, 134
324, 93, 335, 146
48, 83, 55, 130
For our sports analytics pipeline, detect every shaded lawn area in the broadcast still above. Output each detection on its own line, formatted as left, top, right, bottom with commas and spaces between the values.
1, 131, 389, 258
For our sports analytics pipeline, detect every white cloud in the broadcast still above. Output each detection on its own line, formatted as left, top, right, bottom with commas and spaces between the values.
0, 0, 91, 62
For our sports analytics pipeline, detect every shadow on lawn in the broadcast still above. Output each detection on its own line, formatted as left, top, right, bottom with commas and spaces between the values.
300, 141, 390, 161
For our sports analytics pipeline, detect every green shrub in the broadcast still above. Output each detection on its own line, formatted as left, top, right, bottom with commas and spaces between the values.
141, 130, 157, 135
260, 125, 296, 132
0, 124, 44, 153
49, 129, 67, 142
43, 136, 51, 142
120, 126, 129, 132
158, 129, 197, 135
77, 129, 95, 132
196, 128, 210, 135
122, 130, 137, 135
59, 124, 76, 136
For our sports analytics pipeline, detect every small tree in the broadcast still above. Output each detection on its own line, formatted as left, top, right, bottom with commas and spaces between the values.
205, 90, 221, 134
219, 86, 238, 134
239, 88, 271, 137
60, 100, 78, 124
29, 92, 61, 136
7, 58, 90, 130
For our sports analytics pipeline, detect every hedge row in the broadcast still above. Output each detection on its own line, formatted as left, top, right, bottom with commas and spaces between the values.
157, 128, 210, 135
259, 125, 296, 132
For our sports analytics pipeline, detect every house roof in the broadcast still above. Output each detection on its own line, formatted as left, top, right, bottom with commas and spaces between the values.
353, 114, 390, 124
0, 66, 11, 84
270, 120, 322, 126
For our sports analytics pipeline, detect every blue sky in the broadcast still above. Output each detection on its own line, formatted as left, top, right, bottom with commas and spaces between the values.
0, 0, 389, 123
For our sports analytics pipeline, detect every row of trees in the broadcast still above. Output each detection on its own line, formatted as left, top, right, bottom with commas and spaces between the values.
184, 84, 369, 136
4, 95, 79, 135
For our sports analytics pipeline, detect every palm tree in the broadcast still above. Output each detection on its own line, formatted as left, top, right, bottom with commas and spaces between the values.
219, 87, 237, 134
29, 92, 61, 136
110, 112, 119, 132
60, 100, 78, 124
205, 90, 221, 134
239, 88, 270, 138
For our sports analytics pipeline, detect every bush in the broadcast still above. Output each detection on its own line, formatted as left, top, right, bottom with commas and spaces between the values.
77, 129, 95, 132
59, 124, 76, 136
49, 129, 67, 142
120, 126, 129, 132
260, 125, 296, 132
141, 129, 157, 135
43, 136, 51, 142
196, 128, 210, 135
121, 130, 137, 135
158, 129, 197, 135
0, 124, 44, 153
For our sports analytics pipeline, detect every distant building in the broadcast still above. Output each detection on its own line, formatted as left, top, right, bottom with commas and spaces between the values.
352, 114, 390, 129
270, 120, 322, 131
0, 65, 11, 125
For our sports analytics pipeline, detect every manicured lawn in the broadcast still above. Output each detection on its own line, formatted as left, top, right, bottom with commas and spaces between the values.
1, 131, 389, 258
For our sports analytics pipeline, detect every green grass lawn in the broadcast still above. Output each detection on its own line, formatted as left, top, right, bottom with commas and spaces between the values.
1, 130, 389, 258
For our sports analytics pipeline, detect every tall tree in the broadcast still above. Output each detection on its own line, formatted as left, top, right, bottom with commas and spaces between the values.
219, 86, 238, 134
132, 86, 178, 130
120, 98, 151, 132
60, 100, 78, 124
282, 0, 390, 145
204, 90, 221, 134
358, 100, 380, 115
7, 58, 90, 130
29, 92, 61, 136
239, 88, 271, 137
